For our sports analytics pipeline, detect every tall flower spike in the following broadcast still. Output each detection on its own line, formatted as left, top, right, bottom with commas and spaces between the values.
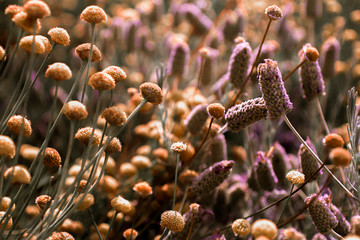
227, 40, 252, 89
305, 194, 338, 234
298, 44, 325, 101
298, 137, 322, 181
258, 59, 293, 119
188, 160, 234, 199
184, 104, 209, 135
255, 152, 278, 192
167, 41, 190, 78
320, 36, 340, 79
225, 97, 268, 132
180, 4, 212, 35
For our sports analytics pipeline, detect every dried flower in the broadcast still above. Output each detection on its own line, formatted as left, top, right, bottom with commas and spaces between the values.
45, 62, 72, 81
75, 127, 101, 146
62, 101, 88, 120
0, 211, 12, 229
255, 152, 278, 191
160, 210, 185, 232
232, 219, 251, 236
133, 181, 153, 198
75, 193, 94, 210
225, 97, 268, 132
50, 232, 75, 240
170, 142, 187, 153
5, 5, 23, 18
35, 195, 51, 210
210, 134, 227, 164
299, 137, 322, 181
167, 41, 190, 78
279, 227, 306, 240
227, 41, 252, 89
88, 72, 115, 91
103, 137, 122, 154
123, 228, 138, 240
139, 82, 163, 105
251, 219, 278, 239
258, 59, 293, 119
23, 0, 51, 19
48, 28, 70, 46
185, 104, 209, 135
37, 35, 52, 53
120, 163, 138, 177
265, 5, 282, 21
328, 202, 350, 236
323, 133, 344, 149
0, 135, 16, 159
19, 35, 45, 54
111, 195, 135, 216
12, 11, 41, 33
7, 115, 32, 137
43, 147, 61, 168
102, 66, 127, 83
179, 170, 198, 185
329, 147, 352, 167
4, 165, 31, 184
321, 37, 340, 79
131, 155, 151, 169
101, 106, 127, 126
286, 170, 305, 184
80, 5, 107, 24
305, 194, 338, 234
75, 43, 102, 62
207, 103, 225, 119
298, 44, 325, 101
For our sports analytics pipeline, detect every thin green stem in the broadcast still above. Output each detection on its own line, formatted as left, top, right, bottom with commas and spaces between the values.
173, 154, 180, 210
0, 22, 15, 71
0, 156, 6, 201
315, 96, 330, 135
276, 184, 294, 225
81, 23, 95, 103
104, 212, 117, 240
88, 208, 103, 240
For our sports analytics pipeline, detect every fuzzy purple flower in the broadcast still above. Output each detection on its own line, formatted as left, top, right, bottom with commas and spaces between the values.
210, 134, 227, 163
167, 40, 190, 78
225, 97, 268, 132
227, 41, 252, 89
198, 48, 219, 86
122, 19, 142, 52
189, 160, 234, 198
258, 59, 293, 119
320, 36, 340, 79
270, 142, 289, 187
298, 43, 325, 101
221, 9, 245, 42
184, 104, 208, 135
255, 152, 278, 192
305, 194, 338, 234
299, 137, 322, 181
180, 4, 213, 35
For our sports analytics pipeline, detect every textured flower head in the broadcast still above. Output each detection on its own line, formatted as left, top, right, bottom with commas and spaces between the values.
286, 170, 305, 184
258, 59, 293, 119
170, 142, 187, 153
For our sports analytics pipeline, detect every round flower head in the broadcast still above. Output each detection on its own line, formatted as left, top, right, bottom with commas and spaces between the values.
4, 165, 31, 184
265, 5, 282, 21
45, 62, 72, 81
251, 219, 278, 239
0, 135, 16, 159
207, 103, 225, 119
48, 27, 70, 46
133, 181, 153, 198
0, 46, 5, 61
7, 115, 32, 137
50, 232, 75, 240
232, 219, 251, 237
170, 142, 187, 153
0, 197, 14, 212
23, 0, 51, 19
102, 66, 127, 83
123, 228, 138, 240
286, 170, 305, 184
88, 72, 115, 91
80, 5, 107, 24
37, 35, 52, 53
62, 101, 88, 120
5, 5, 23, 18
0, 212, 12, 229
167, 40, 190, 78
305, 46, 320, 62
160, 210, 185, 232
75, 193, 94, 210
19, 35, 45, 54
75, 43, 102, 62
111, 195, 135, 216
75, 127, 101, 146
103, 137, 122, 154
139, 82, 163, 105
43, 147, 61, 168
12, 11, 41, 33
258, 59, 293, 119
101, 106, 127, 126
323, 133, 344, 150
329, 147, 352, 167
35, 195, 51, 210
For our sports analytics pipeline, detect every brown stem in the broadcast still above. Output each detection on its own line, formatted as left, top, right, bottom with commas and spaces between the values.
186, 216, 195, 240
283, 59, 306, 82
315, 96, 331, 135
189, 118, 214, 164
197, 54, 206, 88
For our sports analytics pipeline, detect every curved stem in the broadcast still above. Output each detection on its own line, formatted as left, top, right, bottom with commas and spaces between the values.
276, 184, 294, 225
315, 96, 330, 135
283, 59, 306, 82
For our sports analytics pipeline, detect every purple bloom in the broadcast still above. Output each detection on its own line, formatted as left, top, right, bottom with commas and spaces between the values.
298, 137, 322, 181
255, 152, 278, 192
210, 134, 227, 163
258, 59, 293, 119
298, 43, 325, 101
227, 41, 252, 89
180, 3, 213, 35
270, 142, 289, 187
167, 41, 190, 78
184, 104, 208, 135
198, 48, 219, 87
320, 36, 340, 79
225, 97, 268, 132
221, 9, 245, 42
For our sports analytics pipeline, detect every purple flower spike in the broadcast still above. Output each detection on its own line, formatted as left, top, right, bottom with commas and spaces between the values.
298, 43, 325, 101
184, 104, 208, 135
167, 41, 190, 78
298, 137, 322, 181
320, 36, 340, 79
258, 59, 293, 119
255, 152, 278, 192
180, 3, 213, 35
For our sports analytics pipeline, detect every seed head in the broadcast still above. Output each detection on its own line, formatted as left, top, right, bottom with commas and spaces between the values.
251, 219, 278, 239
286, 170, 305, 184
0, 197, 14, 213
160, 210, 185, 232
131, 155, 151, 169
0, 212, 12, 229
0, 135, 16, 159
50, 232, 75, 240
19, 145, 38, 162
75, 193, 94, 210
103, 137, 122, 154
12, 11, 41, 33
133, 181, 153, 198
139, 82, 163, 105
45, 62, 72, 81
37, 35, 52, 53
4, 165, 31, 184
35, 195, 51, 210
7, 115, 32, 137
75, 127, 101, 146
75, 43, 102, 62
62, 101, 88, 120
102, 66, 127, 83
329, 147, 352, 167
5, 5, 23, 18
225, 97, 268, 132
299, 137, 322, 181
207, 103, 225, 119
43, 147, 61, 168
265, 5, 282, 21
111, 195, 135, 216
88, 72, 115, 91
258, 59, 293, 119
323, 133, 344, 150
232, 219, 251, 236
120, 163, 138, 178
123, 228, 138, 240
305, 47, 320, 62
19, 35, 45, 54
48, 28, 70, 46
23, 0, 51, 19
80, 5, 107, 24
170, 142, 187, 153
101, 106, 127, 126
